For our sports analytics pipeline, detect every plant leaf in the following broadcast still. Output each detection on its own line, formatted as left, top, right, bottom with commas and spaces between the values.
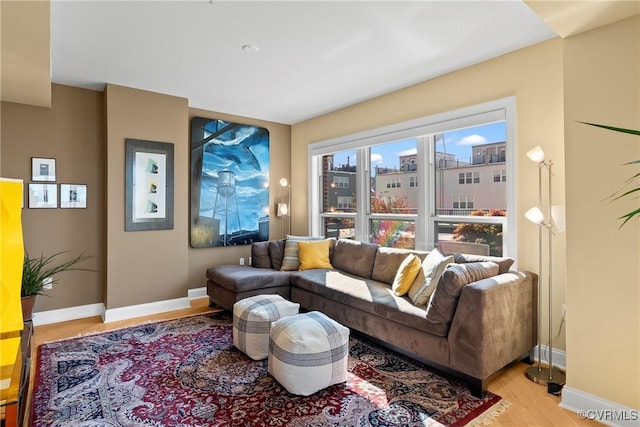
579, 122, 640, 136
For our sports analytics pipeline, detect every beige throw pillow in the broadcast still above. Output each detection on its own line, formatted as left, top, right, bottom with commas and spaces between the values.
408, 248, 454, 305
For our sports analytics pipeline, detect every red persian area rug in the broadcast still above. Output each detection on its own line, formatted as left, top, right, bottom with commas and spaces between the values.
32, 312, 508, 426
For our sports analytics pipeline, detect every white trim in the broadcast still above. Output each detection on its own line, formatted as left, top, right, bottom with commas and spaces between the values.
103, 297, 190, 323
32, 303, 106, 326
188, 287, 207, 300
530, 344, 567, 369
31, 288, 209, 326
561, 387, 640, 426
309, 99, 509, 156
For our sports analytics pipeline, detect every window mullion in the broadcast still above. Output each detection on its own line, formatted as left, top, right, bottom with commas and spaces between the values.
355, 147, 369, 242
415, 135, 430, 250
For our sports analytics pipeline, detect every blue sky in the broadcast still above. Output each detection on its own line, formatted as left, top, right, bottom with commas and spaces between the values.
332, 121, 506, 170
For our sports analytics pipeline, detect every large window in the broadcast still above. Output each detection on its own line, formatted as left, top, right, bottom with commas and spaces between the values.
309, 98, 515, 257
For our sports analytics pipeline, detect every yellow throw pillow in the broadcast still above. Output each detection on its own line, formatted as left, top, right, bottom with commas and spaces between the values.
392, 254, 422, 296
298, 239, 333, 271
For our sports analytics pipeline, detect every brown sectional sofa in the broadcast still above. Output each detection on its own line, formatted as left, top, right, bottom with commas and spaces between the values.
206, 238, 536, 396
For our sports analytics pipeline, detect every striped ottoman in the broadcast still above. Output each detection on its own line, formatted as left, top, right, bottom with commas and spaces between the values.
268, 311, 350, 396
233, 294, 300, 360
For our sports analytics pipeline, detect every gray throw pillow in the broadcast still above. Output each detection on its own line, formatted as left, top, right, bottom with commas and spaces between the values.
269, 240, 286, 271
425, 261, 499, 326
453, 253, 514, 274
251, 241, 272, 269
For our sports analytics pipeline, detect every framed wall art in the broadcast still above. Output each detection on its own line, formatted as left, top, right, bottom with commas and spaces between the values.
28, 183, 57, 208
125, 139, 174, 231
190, 117, 269, 247
60, 184, 87, 208
31, 157, 56, 182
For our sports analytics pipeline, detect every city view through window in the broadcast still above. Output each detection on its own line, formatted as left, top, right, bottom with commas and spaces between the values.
321, 122, 507, 255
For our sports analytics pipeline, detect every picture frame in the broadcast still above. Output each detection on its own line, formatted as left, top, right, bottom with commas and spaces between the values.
31, 157, 56, 182
60, 184, 87, 208
125, 138, 174, 231
28, 183, 57, 208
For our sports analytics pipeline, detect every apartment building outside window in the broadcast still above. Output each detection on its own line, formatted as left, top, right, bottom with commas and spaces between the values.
333, 176, 349, 188
309, 98, 515, 256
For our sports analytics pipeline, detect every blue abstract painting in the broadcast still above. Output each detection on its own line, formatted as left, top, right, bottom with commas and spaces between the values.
190, 117, 269, 247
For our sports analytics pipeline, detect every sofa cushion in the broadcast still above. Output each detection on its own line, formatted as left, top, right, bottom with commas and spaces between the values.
269, 240, 286, 271
207, 265, 291, 292
371, 247, 418, 285
280, 235, 326, 271
408, 248, 454, 305
291, 270, 438, 333
331, 239, 378, 278
391, 254, 422, 296
426, 262, 500, 329
453, 253, 514, 274
298, 239, 334, 270
251, 241, 272, 269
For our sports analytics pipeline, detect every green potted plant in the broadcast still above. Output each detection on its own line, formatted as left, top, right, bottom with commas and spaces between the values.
21, 251, 94, 320
581, 122, 639, 227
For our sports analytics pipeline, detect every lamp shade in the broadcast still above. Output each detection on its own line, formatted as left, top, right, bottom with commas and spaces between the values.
279, 178, 288, 187
277, 202, 289, 217
552, 204, 566, 233
527, 146, 545, 163
525, 207, 545, 225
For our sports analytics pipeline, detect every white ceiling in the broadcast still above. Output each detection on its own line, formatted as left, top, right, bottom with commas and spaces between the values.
51, 0, 558, 125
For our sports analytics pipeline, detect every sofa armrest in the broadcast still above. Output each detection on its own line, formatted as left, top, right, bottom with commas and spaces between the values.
447, 271, 536, 380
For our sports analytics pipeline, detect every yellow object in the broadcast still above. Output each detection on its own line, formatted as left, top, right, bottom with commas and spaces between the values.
297, 239, 333, 271
392, 254, 422, 296
0, 335, 20, 367
0, 178, 24, 333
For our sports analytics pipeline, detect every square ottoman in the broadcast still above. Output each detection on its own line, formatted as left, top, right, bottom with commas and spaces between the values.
268, 311, 350, 396
233, 294, 300, 360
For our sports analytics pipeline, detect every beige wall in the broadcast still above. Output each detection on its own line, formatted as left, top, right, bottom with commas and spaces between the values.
1, 84, 105, 311
186, 108, 291, 288
1, 83, 292, 312
564, 16, 639, 409
292, 38, 568, 350
105, 84, 190, 309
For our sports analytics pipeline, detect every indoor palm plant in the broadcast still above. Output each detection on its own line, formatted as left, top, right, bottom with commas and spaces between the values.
21, 251, 93, 320
581, 122, 640, 227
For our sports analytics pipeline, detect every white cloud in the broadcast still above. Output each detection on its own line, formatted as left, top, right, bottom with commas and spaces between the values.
398, 148, 417, 156
370, 153, 383, 164
458, 134, 487, 145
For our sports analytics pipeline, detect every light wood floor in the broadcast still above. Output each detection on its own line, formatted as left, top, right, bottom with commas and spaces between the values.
27, 297, 600, 426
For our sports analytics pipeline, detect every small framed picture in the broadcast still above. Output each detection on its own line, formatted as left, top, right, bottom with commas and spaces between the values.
32, 157, 57, 182
60, 184, 87, 208
28, 183, 57, 208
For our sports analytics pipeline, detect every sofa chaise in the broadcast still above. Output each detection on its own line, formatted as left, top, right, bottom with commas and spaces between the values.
206, 237, 536, 396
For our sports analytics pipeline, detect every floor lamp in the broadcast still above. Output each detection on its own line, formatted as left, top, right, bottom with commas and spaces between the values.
277, 178, 291, 237
525, 146, 566, 391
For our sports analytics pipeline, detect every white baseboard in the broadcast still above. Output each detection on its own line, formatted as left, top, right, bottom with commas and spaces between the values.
32, 303, 106, 326
188, 287, 207, 299
561, 386, 639, 426
32, 287, 209, 326
103, 297, 191, 323
530, 344, 566, 370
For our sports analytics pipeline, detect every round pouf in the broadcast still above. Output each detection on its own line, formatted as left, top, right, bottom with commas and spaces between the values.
268, 311, 350, 396
233, 294, 300, 360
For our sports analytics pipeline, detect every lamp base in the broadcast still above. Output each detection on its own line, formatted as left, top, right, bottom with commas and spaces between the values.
526, 365, 566, 386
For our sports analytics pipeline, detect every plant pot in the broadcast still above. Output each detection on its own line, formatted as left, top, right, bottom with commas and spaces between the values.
21, 295, 36, 321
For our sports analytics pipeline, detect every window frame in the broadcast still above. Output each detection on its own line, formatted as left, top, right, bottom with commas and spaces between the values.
308, 97, 516, 257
